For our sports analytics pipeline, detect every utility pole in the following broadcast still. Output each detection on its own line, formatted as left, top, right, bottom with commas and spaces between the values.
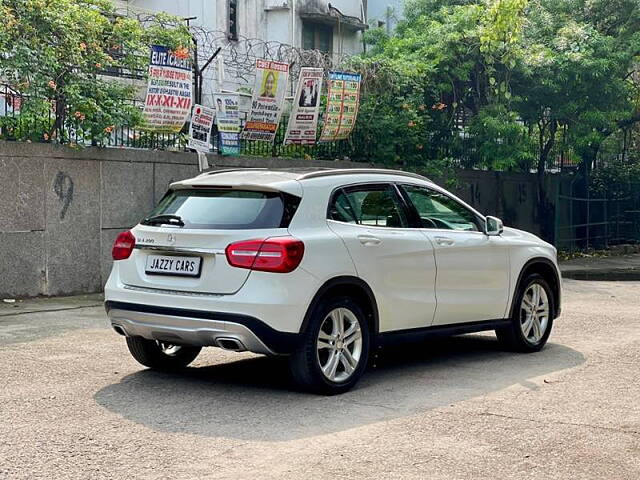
290, 0, 296, 48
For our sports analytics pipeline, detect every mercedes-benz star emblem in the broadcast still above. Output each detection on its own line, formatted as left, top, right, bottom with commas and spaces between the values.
167, 233, 176, 245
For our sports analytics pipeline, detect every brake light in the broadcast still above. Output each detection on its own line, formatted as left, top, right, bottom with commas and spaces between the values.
112, 230, 136, 260
225, 237, 305, 273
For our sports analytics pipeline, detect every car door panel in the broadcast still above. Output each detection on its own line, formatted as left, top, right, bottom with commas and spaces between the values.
329, 222, 438, 331
399, 184, 511, 325
327, 184, 437, 332
424, 231, 510, 324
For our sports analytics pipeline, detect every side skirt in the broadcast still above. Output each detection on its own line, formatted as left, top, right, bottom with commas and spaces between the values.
376, 319, 511, 347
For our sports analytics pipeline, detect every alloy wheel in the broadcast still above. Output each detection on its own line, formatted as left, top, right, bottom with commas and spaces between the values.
520, 283, 550, 344
316, 307, 363, 382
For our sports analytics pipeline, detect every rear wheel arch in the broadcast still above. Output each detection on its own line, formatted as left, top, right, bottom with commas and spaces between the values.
301, 276, 379, 340
510, 258, 561, 319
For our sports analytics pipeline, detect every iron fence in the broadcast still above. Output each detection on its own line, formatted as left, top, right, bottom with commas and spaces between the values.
554, 180, 640, 251
0, 82, 624, 171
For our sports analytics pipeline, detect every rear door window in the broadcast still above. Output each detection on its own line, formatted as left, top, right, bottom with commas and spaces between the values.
143, 189, 300, 229
328, 185, 409, 228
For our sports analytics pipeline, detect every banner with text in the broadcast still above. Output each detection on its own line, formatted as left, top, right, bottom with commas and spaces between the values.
319, 71, 361, 142
241, 59, 289, 142
143, 45, 192, 132
214, 93, 241, 155
188, 104, 215, 153
283, 67, 324, 145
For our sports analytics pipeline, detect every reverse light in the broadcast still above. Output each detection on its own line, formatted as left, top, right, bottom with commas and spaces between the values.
112, 230, 136, 260
225, 237, 305, 273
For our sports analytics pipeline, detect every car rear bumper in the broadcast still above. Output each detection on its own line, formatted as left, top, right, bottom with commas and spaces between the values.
105, 301, 300, 355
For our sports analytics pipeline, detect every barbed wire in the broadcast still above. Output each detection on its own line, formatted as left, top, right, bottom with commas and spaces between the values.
121, 9, 383, 92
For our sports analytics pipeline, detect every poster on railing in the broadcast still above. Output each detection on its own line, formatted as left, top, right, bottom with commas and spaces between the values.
187, 104, 215, 153
319, 71, 361, 142
283, 67, 324, 145
142, 45, 192, 132
241, 59, 289, 142
214, 93, 241, 155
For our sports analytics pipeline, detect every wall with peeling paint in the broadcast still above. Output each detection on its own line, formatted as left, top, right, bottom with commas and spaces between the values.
0, 141, 559, 297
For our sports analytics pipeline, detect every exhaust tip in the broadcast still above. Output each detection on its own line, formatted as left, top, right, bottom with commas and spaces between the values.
217, 337, 245, 352
112, 325, 127, 336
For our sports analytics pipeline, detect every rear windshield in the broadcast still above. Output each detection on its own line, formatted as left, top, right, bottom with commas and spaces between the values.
142, 189, 300, 229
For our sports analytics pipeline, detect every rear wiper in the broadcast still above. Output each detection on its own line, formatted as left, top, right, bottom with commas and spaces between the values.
142, 214, 185, 227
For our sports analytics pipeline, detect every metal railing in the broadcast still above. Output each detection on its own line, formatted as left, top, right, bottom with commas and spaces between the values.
554, 182, 640, 251
0, 82, 623, 171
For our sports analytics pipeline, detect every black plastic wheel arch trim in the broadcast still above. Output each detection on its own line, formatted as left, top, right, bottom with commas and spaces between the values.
509, 257, 562, 319
299, 276, 380, 337
104, 301, 300, 354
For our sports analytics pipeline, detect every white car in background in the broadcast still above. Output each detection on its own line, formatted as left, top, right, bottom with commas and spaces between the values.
105, 168, 561, 394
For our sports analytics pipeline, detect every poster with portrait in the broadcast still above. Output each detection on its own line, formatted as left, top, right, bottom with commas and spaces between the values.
283, 67, 324, 145
214, 93, 241, 155
319, 71, 361, 142
241, 59, 289, 142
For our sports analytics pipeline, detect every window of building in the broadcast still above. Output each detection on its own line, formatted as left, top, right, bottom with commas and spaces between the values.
302, 22, 333, 53
228, 0, 238, 41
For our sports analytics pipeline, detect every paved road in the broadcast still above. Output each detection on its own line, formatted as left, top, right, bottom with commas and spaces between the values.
1, 280, 639, 479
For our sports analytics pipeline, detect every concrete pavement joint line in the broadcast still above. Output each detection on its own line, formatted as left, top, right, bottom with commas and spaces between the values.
0, 303, 103, 318
478, 411, 640, 436
341, 399, 398, 411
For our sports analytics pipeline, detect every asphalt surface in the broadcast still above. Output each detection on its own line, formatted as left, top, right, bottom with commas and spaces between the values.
1, 280, 639, 479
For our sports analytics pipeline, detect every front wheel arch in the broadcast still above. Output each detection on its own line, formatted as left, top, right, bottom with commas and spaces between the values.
510, 258, 561, 320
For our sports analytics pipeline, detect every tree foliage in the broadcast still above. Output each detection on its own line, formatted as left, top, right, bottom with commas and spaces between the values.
358, 0, 640, 175
0, 0, 191, 143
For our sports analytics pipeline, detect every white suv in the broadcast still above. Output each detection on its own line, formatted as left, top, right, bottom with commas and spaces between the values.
105, 168, 561, 394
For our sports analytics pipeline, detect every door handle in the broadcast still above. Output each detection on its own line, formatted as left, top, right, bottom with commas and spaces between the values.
357, 234, 382, 246
434, 236, 455, 246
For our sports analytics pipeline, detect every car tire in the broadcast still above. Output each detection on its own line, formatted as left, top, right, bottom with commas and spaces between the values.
496, 273, 554, 352
289, 296, 370, 395
126, 337, 201, 371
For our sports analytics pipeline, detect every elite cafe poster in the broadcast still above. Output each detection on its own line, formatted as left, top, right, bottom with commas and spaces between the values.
241, 59, 289, 142
143, 45, 193, 133
284, 67, 324, 145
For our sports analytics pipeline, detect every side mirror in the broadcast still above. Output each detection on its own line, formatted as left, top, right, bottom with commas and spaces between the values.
485, 216, 503, 236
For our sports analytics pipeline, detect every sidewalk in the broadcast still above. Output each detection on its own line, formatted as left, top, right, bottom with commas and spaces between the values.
0, 293, 103, 317
560, 253, 640, 280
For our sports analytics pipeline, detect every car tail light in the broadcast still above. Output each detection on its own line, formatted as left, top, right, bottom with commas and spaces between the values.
112, 230, 136, 260
225, 237, 305, 273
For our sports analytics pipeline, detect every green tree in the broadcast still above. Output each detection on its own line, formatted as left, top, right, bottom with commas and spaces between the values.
0, 0, 191, 144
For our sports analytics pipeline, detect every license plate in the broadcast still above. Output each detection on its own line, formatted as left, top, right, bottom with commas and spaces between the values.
145, 255, 202, 277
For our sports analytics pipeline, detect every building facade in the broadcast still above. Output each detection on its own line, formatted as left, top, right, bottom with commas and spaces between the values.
116, 0, 368, 56
114, 1, 368, 108
366, 0, 403, 33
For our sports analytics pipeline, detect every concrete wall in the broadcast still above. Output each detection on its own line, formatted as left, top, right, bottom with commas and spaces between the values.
0, 141, 556, 298
0, 141, 368, 298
